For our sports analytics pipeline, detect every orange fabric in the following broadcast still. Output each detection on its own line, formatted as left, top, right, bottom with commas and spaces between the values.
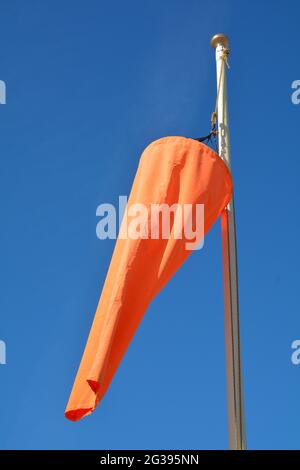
65, 136, 232, 421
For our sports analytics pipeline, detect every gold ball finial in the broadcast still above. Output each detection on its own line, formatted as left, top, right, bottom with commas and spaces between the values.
210, 33, 229, 49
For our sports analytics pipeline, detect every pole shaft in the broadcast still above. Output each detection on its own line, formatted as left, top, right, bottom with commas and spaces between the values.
213, 37, 246, 450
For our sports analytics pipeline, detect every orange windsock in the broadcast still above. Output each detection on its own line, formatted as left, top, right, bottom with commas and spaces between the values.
65, 136, 232, 421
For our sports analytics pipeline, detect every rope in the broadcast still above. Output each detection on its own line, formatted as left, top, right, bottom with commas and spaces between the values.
214, 46, 230, 122
195, 45, 230, 152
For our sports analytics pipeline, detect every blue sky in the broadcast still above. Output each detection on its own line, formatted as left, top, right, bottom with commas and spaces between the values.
0, 0, 299, 450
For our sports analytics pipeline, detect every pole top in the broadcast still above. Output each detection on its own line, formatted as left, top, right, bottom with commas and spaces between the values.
210, 33, 229, 49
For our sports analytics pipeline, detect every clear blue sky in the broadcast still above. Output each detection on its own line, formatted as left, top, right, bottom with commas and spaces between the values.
0, 0, 299, 450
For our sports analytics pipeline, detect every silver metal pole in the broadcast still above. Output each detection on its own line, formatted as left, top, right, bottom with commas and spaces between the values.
210, 33, 246, 450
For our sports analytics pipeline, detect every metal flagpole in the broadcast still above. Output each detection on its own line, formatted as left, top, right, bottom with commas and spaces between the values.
210, 34, 246, 450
